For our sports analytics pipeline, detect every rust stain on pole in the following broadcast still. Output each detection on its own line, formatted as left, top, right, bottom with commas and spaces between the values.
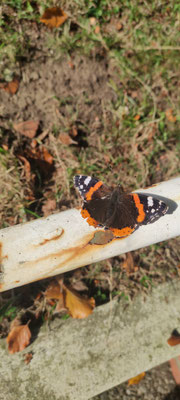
37, 229, 64, 246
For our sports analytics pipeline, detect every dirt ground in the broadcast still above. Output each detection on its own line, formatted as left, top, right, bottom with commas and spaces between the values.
0, 55, 116, 128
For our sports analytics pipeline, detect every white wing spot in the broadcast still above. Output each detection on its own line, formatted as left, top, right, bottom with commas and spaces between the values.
148, 196, 154, 207
84, 176, 91, 186
80, 185, 83, 189
151, 208, 155, 213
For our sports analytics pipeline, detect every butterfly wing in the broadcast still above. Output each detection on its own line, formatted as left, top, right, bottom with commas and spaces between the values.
134, 193, 168, 225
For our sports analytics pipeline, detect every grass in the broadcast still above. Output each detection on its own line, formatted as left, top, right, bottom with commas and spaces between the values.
0, 0, 179, 329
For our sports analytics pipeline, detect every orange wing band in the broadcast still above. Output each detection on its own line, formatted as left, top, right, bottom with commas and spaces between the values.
85, 181, 103, 201
131, 193, 145, 223
81, 208, 99, 228
81, 209, 135, 238
110, 226, 135, 238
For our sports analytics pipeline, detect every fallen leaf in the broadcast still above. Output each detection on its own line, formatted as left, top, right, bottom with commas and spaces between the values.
103, 154, 110, 164
31, 139, 38, 148
90, 17, 97, 26
94, 26, 100, 34
59, 132, 77, 145
26, 146, 53, 166
13, 120, 39, 138
116, 22, 123, 31
134, 114, 141, 121
42, 146, 53, 164
64, 284, 95, 319
24, 352, 33, 364
18, 155, 31, 181
131, 91, 138, 99
35, 292, 42, 302
94, 279, 100, 286
122, 252, 137, 275
128, 372, 145, 385
167, 330, 180, 346
40, 7, 68, 28
45, 280, 63, 300
165, 108, 176, 122
70, 126, 78, 137
168, 336, 180, 346
0, 78, 19, 95
2, 144, 8, 151
42, 199, 56, 217
7, 324, 31, 354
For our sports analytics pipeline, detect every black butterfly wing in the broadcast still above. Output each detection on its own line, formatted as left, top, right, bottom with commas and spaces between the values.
136, 193, 168, 225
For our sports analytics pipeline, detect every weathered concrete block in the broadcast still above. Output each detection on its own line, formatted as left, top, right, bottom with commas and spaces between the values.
0, 279, 180, 399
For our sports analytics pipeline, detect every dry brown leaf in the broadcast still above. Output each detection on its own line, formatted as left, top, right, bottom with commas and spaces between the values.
45, 280, 63, 300
103, 154, 110, 164
167, 336, 180, 346
122, 252, 137, 275
7, 324, 31, 354
40, 7, 68, 28
90, 17, 97, 26
59, 132, 77, 145
70, 126, 78, 137
31, 139, 38, 148
131, 91, 138, 99
13, 120, 39, 138
2, 144, 8, 151
18, 155, 31, 181
167, 331, 180, 347
64, 284, 95, 319
42, 146, 54, 164
128, 372, 145, 385
134, 114, 141, 121
0, 78, 19, 95
24, 352, 33, 364
116, 22, 123, 31
165, 108, 176, 122
94, 26, 100, 34
42, 199, 56, 217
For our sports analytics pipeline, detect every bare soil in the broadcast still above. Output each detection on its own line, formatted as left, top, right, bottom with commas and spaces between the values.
0, 55, 116, 132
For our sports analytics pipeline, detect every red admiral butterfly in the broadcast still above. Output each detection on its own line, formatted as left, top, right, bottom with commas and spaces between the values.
74, 175, 168, 238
